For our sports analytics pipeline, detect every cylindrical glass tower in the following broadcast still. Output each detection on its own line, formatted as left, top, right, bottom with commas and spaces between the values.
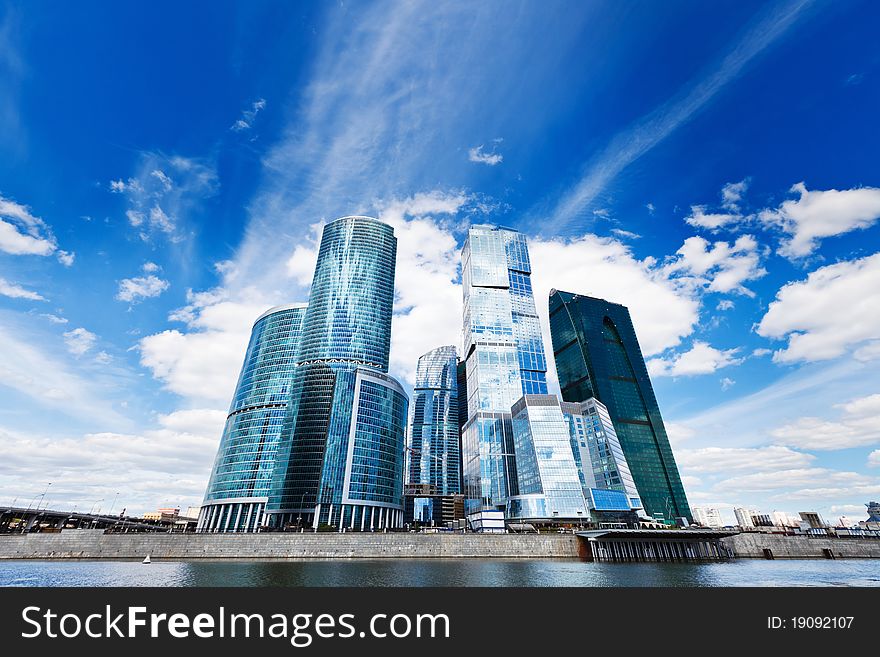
266, 216, 408, 530
198, 303, 307, 533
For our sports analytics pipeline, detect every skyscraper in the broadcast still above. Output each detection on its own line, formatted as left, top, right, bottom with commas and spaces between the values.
460, 225, 548, 513
506, 394, 589, 522
561, 397, 641, 505
408, 346, 461, 495
198, 303, 307, 533
266, 216, 408, 530
549, 289, 692, 522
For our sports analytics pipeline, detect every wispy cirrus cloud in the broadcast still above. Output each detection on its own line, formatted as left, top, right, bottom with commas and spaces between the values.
231, 98, 266, 132
109, 153, 217, 242
0, 277, 45, 301
547, 0, 814, 226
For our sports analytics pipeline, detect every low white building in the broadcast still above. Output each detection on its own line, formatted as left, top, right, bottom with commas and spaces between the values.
692, 506, 723, 528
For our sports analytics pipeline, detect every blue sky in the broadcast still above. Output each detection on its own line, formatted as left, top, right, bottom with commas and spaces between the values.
2, 1, 880, 523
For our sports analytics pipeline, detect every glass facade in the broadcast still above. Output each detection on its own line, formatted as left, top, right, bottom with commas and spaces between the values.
266, 216, 408, 530
198, 304, 307, 533
561, 397, 641, 510
460, 225, 548, 513
408, 346, 461, 495
506, 395, 589, 521
549, 289, 692, 522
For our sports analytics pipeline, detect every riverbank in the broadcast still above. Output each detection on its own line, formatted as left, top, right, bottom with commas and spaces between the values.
0, 530, 581, 560
3, 530, 880, 560
722, 532, 880, 559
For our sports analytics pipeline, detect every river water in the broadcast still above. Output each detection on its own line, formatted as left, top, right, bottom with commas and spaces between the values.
2, 559, 879, 586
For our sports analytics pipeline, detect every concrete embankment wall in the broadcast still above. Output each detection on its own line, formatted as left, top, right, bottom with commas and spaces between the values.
0, 530, 581, 560
723, 532, 880, 559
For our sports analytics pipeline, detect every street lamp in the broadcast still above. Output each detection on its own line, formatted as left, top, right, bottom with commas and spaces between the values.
88, 499, 104, 515
108, 492, 120, 515
37, 482, 52, 510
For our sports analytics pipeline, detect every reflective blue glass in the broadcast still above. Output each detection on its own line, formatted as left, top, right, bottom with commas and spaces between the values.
506, 395, 589, 521
199, 304, 307, 532
549, 289, 691, 522
266, 217, 407, 529
461, 225, 549, 513
408, 346, 461, 495
561, 397, 640, 505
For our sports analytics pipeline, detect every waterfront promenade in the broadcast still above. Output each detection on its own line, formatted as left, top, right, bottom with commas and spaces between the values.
0, 530, 582, 560
3, 529, 880, 560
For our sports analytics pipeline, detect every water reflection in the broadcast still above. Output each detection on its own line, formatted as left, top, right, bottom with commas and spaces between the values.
1, 559, 879, 587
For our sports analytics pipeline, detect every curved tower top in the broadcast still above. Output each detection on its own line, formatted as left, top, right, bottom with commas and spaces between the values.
295, 215, 396, 372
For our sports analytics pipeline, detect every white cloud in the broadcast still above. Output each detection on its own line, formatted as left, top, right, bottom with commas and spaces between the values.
716, 299, 734, 311
63, 327, 97, 357
713, 467, 876, 494
665, 422, 696, 446
751, 347, 772, 357
770, 393, 880, 450
721, 179, 749, 210
109, 153, 217, 242
759, 182, 880, 258
720, 377, 735, 391
230, 98, 266, 132
530, 234, 700, 359
610, 228, 640, 240
56, 250, 75, 267
116, 274, 170, 303
150, 169, 173, 191
647, 340, 743, 377
40, 313, 68, 324
663, 234, 766, 297
684, 206, 740, 230
869, 450, 880, 468
468, 144, 503, 166
138, 287, 276, 404
379, 192, 468, 384
677, 445, 814, 474
854, 341, 880, 362
756, 252, 880, 363
142, 261, 161, 273
0, 194, 58, 256
0, 277, 45, 301
0, 408, 226, 516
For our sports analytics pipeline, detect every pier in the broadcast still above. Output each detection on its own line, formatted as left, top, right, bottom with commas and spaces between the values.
577, 529, 737, 562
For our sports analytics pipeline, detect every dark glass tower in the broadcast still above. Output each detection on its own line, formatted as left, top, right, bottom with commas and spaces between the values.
548, 289, 691, 522
266, 216, 408, 530
198, 304, 307, 532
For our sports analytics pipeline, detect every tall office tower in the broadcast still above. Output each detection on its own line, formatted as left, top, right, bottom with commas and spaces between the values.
266, 216, 408, 531
460, 225, 548, 513
549, 289, 692, 522
506, 395, 588, 522
198, 304, 307, 533
408, 346, 461, 494
692, 506, 723, 528
560, 398, 641, 504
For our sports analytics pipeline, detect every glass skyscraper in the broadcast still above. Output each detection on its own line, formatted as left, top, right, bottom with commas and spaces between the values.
266, 216, 408, 530
506, 395, 589, 522
408, 346, 461, 495
460, 225, 548, 513
198, 303, 307, 533
561, 397, 642, 508
549, 289, 692, 522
